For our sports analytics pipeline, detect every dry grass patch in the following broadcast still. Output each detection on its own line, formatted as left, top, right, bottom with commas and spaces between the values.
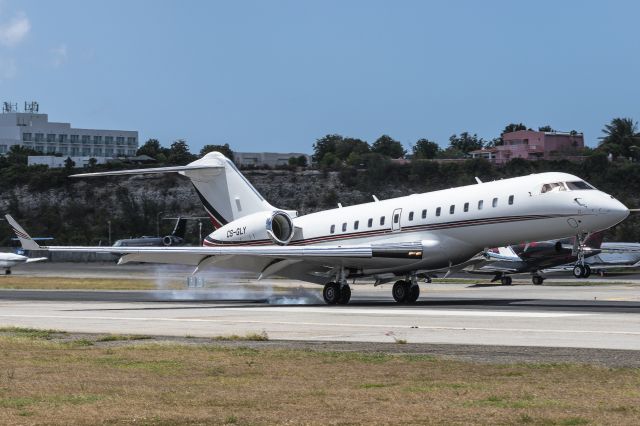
211, 331, 269, 342
0, 334, 639, 424
0, 276, 184, 290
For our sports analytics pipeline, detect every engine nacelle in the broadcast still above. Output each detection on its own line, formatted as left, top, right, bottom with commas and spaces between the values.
210, 210, 296, 245
162, 235, 184, 246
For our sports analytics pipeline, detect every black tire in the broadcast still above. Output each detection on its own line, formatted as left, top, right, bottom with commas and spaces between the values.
501, 276, 512, 286
5, 269, 11, 275
407, 285, 420, 303
337, 285, 351, 305
424, 276, 432, 284
323, 282, 340, 305
392, 280, 409, 303
532, 276, 544, 285
583, 265, 591, 278
573, 265, 585, 278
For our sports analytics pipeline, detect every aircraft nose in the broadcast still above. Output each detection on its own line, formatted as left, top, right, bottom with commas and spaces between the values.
601, 195, 629, 223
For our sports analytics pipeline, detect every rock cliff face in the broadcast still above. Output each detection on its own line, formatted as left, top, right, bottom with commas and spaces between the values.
0, 169, 411, 245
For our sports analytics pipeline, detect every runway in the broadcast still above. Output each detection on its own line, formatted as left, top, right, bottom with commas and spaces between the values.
1, 282, 639, 351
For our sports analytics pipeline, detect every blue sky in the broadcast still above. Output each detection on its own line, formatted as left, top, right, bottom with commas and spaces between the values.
1, 0, 638, 153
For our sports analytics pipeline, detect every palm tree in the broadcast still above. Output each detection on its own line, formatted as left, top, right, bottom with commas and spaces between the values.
600, 118, 640, 158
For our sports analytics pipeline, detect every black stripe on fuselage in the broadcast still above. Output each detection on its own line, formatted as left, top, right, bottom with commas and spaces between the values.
202, 213, 576, 247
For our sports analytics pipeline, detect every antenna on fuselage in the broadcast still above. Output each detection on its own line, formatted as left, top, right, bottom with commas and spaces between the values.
372, 195, 379, 202
475, 177, 482, 184
337, 203, 343, 208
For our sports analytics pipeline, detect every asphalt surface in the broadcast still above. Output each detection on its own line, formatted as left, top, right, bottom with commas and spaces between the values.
1, 262, 639, 365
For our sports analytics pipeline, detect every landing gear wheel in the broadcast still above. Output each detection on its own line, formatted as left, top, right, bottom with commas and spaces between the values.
573, 264, 586, 278
500, 276, 512, 286
392, 280, 409, 303
583, 265, 591, 278
337, 285, 351, 305
5, 269, 11, 275
424, 276, 432, 284
532, 276, 544, 285
407, 285, 420, 303
323, 282, 340, 305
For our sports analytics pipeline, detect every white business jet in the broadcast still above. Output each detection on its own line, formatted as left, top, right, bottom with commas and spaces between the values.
5, 152, 629, 304
0, 252, 47, 275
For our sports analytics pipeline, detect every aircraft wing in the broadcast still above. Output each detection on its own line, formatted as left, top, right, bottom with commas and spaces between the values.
25, 257, 48, 263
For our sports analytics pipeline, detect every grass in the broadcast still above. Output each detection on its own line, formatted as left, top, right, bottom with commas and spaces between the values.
0, 276, 184, 290
211, 330, 269, 341
0, 330, 639, 424
96, 334, 153, 342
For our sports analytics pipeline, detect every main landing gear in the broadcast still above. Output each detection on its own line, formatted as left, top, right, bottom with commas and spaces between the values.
392, 279, 420, 304
573, 264, 591, 279
532, 275, 545, 285
4, 269, 11, 275
322, 282, 351, 305
500, 275, 512, 286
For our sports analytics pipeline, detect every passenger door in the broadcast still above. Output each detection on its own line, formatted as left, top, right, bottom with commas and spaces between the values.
391, 208, 402, 232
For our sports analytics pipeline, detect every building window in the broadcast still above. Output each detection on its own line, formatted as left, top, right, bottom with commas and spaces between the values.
116, 136, 125, 144
36, 145, 44, 152
105, 136, 114, 145
93, 136, 102, 143
46, 146, 56, 154
464, 202, 469, 212
408, 212, 414, 221
354, 220, 359, 230
117, 148, 125, 156
449, 205, 455, 214
94, 148, 103, 156
58, 134, 68, 143
47, 134, 55, 142
478, 200, 483, 210
71, 147, 79, 156
380, 216, 385, 226
421, 209, 427, 219
35, 133, 44, 142
22, 133, 32, 141
105, 148, 113, 156
508, 195, 514, 205
342, 223, 347, 232
127, 137, 137, 146
60, 147, 68, 155
82, 135, 90, 144
0, 145, 6, 154
368, 218, 373, 228
436, 207, 441, 216
70, 135, 79, 143
492, 197, 498, 207
128, 149, 136, 156
82, 148, 91, 156
330, 225, 335, 234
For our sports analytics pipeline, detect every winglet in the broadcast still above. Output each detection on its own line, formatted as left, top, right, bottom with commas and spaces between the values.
4, 215, 41, 250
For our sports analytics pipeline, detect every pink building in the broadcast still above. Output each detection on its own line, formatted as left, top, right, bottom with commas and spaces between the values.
470, 130, 584, 164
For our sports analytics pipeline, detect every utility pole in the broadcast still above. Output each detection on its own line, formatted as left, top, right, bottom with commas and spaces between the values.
156, 211, 165, 237
108, 220, 112, 246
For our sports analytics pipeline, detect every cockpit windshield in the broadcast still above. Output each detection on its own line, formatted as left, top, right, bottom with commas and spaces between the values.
541, 181, 594, 194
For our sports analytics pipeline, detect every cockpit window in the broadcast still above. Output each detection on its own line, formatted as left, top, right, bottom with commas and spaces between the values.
565, 181, 594, 190
541, 182, 566, 193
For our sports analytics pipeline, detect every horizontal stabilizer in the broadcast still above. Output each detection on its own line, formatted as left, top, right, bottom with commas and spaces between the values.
71, 164, 220, 178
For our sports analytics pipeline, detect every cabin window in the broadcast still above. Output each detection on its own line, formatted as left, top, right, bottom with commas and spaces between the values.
478, 200, 483, 210
354, 220, 359, 230
464, 202, 469, 212
421, 209, 427, 219
408, 211, 414, 221
330, 225, 335, 234
436, 207, 441, 217
541, 182, 566, 193
508, 195, 514, 205
380, 216, 385, 226
492, 197, 498, 207
394, 214, 399, 224
449, 205, 455, 214
342, 222, 347, 232
566, 181, 594, 190
368, 218, 373, 228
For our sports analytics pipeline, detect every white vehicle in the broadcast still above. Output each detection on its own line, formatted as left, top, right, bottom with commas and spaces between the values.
6, 152, 629, 304
0, 252, 47, 275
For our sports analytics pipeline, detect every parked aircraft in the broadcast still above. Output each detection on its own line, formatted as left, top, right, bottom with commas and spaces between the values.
113, 217, 188, 247
5, 152, 630, 304
0, 252, 47, 275
465, 233, 605, 285
552, 242, 640, 276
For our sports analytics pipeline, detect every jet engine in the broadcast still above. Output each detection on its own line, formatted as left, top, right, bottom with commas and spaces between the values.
210, 210, 296, 245
162, 235, 184, 246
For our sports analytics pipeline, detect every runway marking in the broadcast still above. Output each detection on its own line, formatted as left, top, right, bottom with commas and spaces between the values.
2, 314, 640, 337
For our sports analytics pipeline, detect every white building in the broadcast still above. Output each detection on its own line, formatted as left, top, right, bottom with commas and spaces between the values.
0, 101, 138, 157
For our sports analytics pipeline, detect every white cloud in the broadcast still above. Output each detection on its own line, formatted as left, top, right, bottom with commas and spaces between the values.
50, 44, 68, 68
0, 12, 30, 47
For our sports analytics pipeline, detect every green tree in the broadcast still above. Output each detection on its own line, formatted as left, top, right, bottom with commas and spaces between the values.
412, 138, 440, 159
167, 139, 196, 165
200, 143, 234, 160
5, 145, 38, 165
599, 117, 640, 158
501, 123, 527, 135
371, 135, 405, 158
335, 137, 370, 161
136, 139, 167, 159
538, 125, 555, 132
64, 157, 75, 170
312, 134, 343, 163
448, 132, 484, 154
88, 157, 98, 169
